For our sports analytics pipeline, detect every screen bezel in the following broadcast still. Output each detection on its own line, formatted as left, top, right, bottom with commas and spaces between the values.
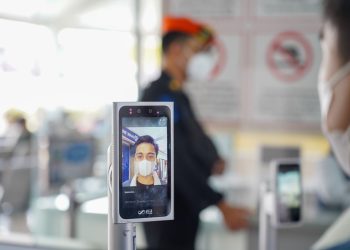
113, 102, 174, 223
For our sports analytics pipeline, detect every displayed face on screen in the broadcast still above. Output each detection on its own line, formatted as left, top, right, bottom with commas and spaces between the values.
118, 105, 171, 219
134, 141, 157, 180
276, 163, 302, 224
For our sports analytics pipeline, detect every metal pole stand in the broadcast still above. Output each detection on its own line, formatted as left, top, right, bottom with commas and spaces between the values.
63, 182, 77, 238
108, 146, 136, 250
258, 182, 277, 250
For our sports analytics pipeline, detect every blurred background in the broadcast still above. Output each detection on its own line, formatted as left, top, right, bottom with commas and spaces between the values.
0, 0, 346, 249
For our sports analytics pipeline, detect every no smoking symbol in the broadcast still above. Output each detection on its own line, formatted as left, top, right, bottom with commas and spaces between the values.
267, 31, 313, 82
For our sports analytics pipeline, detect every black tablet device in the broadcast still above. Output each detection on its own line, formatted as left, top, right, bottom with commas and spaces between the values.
112, 102, 174, 223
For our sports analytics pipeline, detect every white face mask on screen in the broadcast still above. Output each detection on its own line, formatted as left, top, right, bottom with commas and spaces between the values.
135, 160, 155, 177
187, 52, 215, 82
318, 60, 350, 176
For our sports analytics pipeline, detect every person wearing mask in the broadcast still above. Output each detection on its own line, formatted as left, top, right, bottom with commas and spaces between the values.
141, 16, 249, 250
313, 0, 350, 249
124, 135, 161, 187
318, 0, 350, 175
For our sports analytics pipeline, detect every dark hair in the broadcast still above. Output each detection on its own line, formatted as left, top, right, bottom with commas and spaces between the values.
323, 0, 350, 63
162, 31, 190, 53
133, 135, 159, 156
16, 117, 26, 126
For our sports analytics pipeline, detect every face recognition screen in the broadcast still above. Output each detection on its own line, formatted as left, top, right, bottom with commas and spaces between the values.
118, 105, 171, 219
276, 163, 302, 223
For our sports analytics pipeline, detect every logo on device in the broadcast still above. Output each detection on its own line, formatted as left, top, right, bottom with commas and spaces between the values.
138, 210, 145, 215
137, 209, 153, 215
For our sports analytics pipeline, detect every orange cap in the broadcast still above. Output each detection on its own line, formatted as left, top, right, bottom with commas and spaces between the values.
163, 16, 202, 35
162, 16, 215, 46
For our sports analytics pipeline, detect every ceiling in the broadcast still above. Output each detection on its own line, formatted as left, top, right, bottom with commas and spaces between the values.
0, 0, 137, 30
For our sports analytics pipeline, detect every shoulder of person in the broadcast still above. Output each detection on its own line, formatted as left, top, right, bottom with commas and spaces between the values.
141, 81, 174, 102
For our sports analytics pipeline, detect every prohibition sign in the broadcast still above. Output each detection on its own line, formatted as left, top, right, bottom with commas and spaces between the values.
267, 31, 313, 83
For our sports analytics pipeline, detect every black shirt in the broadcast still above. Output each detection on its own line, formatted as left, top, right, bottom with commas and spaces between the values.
141, 70, 223, 215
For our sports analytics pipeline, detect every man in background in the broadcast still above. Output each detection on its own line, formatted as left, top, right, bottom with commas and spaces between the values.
141, 16, 249, 250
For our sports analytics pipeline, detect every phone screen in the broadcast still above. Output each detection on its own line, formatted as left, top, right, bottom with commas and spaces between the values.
118, 105, 171, 219
276, 163, 302, 223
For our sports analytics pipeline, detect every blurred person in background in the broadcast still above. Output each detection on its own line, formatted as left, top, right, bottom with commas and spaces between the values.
0, 109, 33, 158
0, 110, 34, 228
141, 16, 249, 250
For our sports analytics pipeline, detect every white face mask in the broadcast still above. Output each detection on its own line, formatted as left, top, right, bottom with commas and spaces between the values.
318, 61, 350, 176
135, 160, 155, 177
186, 52, 215, 81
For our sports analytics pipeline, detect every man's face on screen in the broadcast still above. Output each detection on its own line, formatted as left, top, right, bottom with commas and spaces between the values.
135, 143, 156, 162
134, 143, 157, 177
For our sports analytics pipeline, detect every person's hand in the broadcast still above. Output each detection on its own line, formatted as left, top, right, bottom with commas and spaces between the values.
217, 200, 250, 231
212, 158, 226, 175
